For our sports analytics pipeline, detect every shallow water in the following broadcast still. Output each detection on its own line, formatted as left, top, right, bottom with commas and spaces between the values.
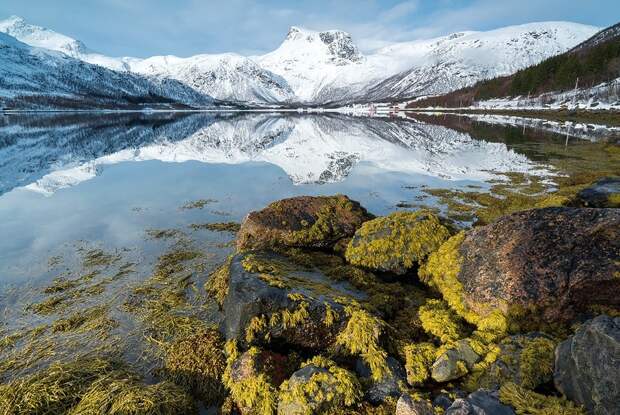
0, 111, 617, 384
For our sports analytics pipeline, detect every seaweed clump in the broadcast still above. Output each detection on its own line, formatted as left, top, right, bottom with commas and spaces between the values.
162, 327, 226, 405
336, 306, 390, 381
345, 210, 452, 274
499, 382, 585, 415
278, 356, 362, 415
0, 357, 196, 415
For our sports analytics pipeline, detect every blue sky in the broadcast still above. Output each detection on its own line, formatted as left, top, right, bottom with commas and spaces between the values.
1, 0, 618, 57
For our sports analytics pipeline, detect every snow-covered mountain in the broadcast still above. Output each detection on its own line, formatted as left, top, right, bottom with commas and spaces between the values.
0, 16, 293, 105
0, 16, 599, 106
0, 31, 215, 110
257, 23, 598, 104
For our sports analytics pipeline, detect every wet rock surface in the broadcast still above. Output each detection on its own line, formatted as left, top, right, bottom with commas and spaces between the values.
236, 195, 373, 251
457, 207, 620, 324
554, 315, 620, 415
574, 177, 620, 208
356, 356, 406, 403
432, 339, 480, 382
219, 251, 365, 349
445, 390, 515, 415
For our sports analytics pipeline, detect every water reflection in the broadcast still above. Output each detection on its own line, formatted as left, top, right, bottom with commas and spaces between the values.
0, 112, 543, 196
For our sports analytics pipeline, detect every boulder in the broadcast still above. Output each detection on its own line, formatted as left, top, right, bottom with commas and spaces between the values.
396, 394, 436, 415
423, 208, 620, 326
345, 211, 452, 274
236, 195, 373, 251
278, 358, 362, 415
228, 348, 290, 388
467, 333, 556, 390
445, 390, 515, 415
356, 356, 406, 403
218, 250, 366, 349
554, 315, 620, 415
432, 340, 480, 382
574, 177, 620, 208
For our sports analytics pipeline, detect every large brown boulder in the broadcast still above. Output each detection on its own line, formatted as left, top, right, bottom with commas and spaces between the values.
236, 195, 373, 251
422, 208, 620, 326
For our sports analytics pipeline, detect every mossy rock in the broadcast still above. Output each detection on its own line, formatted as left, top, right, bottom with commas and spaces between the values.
217, 251, 367, 350
573, 176, 620, 208
431, 339, 480, 383
278, 356, 362, 415
345, 210, 452, 274
420, 207, 620, 329
464, 333, 556, 391
237, 195, 373, 251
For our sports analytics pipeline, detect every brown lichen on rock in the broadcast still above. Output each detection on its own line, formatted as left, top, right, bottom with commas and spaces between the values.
236, 195, 373, 251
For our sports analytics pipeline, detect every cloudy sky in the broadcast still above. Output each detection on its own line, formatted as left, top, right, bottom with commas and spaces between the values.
1, 0, 618, 57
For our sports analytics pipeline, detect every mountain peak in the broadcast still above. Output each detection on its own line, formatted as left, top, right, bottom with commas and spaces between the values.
280, 26, 363, 63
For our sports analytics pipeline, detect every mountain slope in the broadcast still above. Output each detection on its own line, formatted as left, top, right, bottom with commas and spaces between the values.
0, 32, 215, 110
407, 21, 620, 108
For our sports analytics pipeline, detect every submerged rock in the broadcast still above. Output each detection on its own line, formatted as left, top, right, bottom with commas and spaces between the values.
396, 394, 436, 415
217, 250, 366, 349
574, 177, 620, 208
345, 211, 452, 274
423, 208, 620, 328
236, 195, 373, 251
445, 390, 515, 415
432, 340, 480, 382
278, 357, 362, 415
554, 315, 620, 415
356, 356, 406, 403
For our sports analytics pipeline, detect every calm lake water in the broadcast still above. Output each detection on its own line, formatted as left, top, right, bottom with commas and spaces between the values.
0, 111, 617, 384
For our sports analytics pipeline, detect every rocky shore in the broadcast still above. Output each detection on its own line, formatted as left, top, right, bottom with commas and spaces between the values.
1, 180, 618, 414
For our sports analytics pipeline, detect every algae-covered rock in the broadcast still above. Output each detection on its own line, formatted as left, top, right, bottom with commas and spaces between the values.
237, 195, 373, 251
223, 344, 285, 415
421, 208, 620, 328
574, 177, 620, 208
355, 356, 406, 403
445, 390, 515, 415
554, 315, 620, 415
432, 340, 480, 383
277, 356, 362, 415
162, 327, 226, 404
396, 394, 436, 415
345, 211, 452, 274
218, 251, 366, 350
465, 333, 556, 391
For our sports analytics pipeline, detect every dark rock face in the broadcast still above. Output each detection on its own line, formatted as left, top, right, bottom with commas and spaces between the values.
220, 251, 366, 349
458, 207, 620, 324
554, 315, 620, 415
445, 390, 515, 415
574, 177, 620, 208
236, 195, 373, 251
356, 356, 406, 403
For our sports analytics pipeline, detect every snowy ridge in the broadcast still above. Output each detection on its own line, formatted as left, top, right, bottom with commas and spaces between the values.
0, 16, 600, 105
0, 32, 216, 110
